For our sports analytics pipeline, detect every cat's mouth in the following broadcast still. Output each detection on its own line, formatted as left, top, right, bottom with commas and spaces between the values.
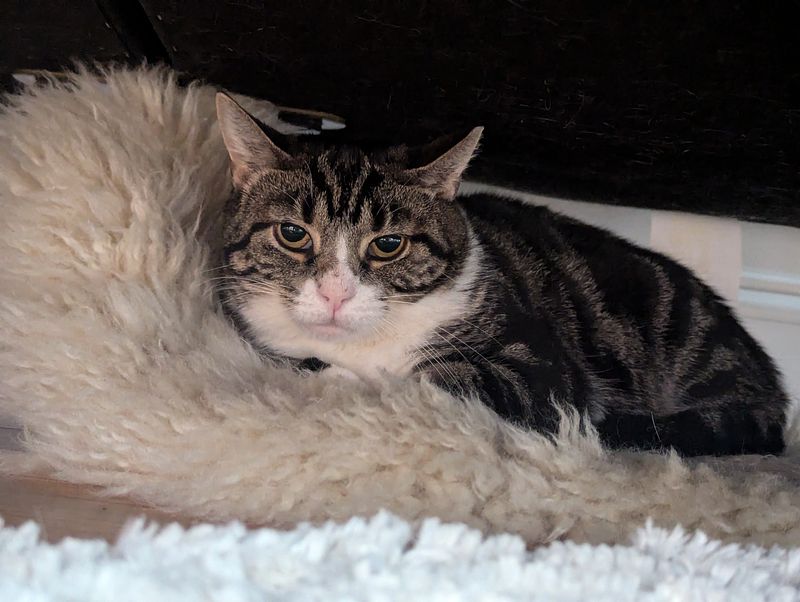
298, 316, 364, 340
307, 321, 348, 337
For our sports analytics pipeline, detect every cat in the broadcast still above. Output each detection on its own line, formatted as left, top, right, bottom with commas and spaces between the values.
214, 92, 788, 457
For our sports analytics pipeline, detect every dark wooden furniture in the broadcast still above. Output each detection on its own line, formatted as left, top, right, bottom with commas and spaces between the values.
3, 2, 798, 226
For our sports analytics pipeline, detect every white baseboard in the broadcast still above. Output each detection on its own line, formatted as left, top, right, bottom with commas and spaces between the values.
739, 271, 800, 325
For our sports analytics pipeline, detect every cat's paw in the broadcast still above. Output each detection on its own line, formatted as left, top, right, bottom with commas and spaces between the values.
320, 366, 361, 381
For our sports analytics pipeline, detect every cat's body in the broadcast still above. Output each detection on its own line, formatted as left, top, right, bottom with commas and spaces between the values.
432, 195, 787, 455
215, 93, 788, 456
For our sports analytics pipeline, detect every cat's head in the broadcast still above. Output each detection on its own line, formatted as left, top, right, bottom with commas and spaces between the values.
216, 93, 482, 363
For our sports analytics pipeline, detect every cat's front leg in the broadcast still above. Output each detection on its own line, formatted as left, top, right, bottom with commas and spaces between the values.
320, 365, 362, 381
418, 357, 564, 434
294, 357, 359, 381
417, 359, 483, 399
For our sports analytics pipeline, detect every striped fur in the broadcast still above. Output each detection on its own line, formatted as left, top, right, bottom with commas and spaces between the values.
216, 97, 788, 457
432, 196, 788, 456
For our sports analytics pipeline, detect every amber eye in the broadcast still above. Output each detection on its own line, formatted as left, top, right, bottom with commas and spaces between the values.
368, 235, 406, 260
275, 223, 312, 251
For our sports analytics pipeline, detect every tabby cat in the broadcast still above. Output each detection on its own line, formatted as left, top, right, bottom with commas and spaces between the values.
215, 92, 788, 457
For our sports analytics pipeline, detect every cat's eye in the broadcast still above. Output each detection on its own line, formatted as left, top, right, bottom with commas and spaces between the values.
368, 235, 406, 260
275, 223, 312, 251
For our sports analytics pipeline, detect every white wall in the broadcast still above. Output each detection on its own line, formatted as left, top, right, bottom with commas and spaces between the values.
461, 182, 800, 416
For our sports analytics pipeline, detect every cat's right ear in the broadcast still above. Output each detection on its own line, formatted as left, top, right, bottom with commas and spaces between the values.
215, 92, 294, 188
400, 127, 483, 200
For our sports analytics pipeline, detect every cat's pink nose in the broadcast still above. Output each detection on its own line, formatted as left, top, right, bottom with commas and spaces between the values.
317, 282, 356, 314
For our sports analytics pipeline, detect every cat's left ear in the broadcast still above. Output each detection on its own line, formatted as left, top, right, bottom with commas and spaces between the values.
216, 92, 295, 188
403, 127, 483, 200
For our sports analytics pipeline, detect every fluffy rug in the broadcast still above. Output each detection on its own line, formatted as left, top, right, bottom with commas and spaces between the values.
2, 512, 800, 601
1, 66, 800, 548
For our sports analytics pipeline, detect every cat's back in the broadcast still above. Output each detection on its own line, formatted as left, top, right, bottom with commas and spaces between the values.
457, 192, 653, 279
457, 193, 557, 246
457, 192, 787, 423
457, 192, 729, 343
458, 192, 699, 292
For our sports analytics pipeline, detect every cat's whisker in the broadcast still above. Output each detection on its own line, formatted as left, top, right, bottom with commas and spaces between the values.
205, 275, 253, 285
381, 293, 422, 299
431, 327, 516, 393
418, 342, 460, 386
202, 263, 235, 274
450, 317, 504, 348
377, 312, 462, 385
431, 331, 476, 373
436, 329, 492, 367
305, 162, 318, 220
262, 181, 302, 206
379, 311, 457, 383
415, 348, 445, 383
205, 274, 271, 285
218, 283, 284, 302
381, 294, 423, 302
375, 315, 402, 340
408, 340, 444, 383
214, 282, 282, 295
383, 297, 503, 348
385, 274, 503, 346
381, 201, 403, 229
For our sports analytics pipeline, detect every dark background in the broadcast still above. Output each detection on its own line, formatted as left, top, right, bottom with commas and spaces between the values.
3, 1, 799, 227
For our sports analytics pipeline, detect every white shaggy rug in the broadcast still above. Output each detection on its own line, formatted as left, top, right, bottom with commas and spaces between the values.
2, 512, 799, 601
1, 65, 800, 549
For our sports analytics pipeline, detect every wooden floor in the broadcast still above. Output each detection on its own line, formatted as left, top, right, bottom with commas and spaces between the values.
0, 418, 187, 543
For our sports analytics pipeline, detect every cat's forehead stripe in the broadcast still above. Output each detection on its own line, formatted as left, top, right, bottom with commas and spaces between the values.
329, 152, 366, 223
370, 195, 389, 232
301, 182, 315, 223
308, 158, 335, 219
332, 153, 365, 219
349, 169, 384, 228
307, 152, 387, 228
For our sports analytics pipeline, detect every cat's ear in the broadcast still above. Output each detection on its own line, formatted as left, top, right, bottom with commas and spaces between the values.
215, 92, 294, 187
402, 127, 483, 200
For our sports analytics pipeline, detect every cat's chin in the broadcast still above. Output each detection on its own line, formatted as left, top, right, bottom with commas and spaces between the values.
308, 323, 346, 336
302, 321, 359, 340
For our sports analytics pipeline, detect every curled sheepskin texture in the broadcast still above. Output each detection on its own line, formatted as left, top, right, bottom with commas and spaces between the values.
1, 66, 799, 547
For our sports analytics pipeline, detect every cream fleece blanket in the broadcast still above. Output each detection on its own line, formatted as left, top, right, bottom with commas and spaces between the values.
3, 511, 800, 601
1, 66, 799, 548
